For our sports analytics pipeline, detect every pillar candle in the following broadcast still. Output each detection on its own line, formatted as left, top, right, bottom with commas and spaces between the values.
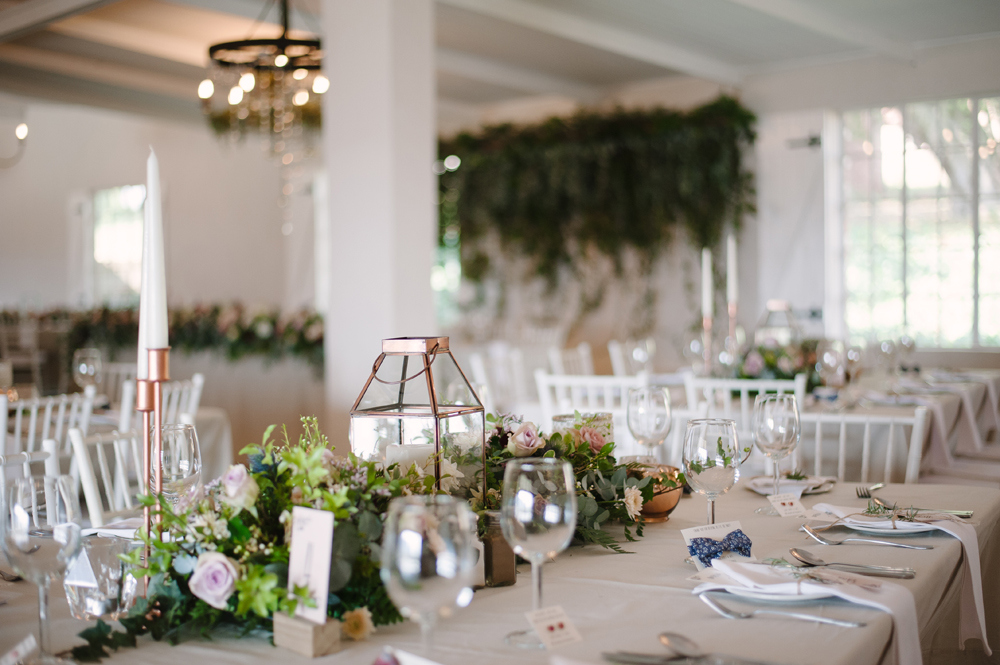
137, 148, 168, 379
701, 247, 713, 318
727, 234, 738, 305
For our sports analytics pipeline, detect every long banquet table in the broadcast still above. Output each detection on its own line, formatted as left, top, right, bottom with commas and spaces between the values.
3, 483, 999, 665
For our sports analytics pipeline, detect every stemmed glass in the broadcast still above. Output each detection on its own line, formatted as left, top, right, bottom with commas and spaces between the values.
682, 419, 742, 525
0, 475, 83, 664
72, 348, 103, 390
381, 495, 478, 654
751, 394, 801, 515
626, 387, 672, 464
500, 458, 577, 649
152, 423, 202, 506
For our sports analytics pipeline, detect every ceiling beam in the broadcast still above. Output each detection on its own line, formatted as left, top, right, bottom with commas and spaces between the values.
436, 0, 741, 85
437, 47, 601, 101
727, 0, 914, 62
0, 43, 197, 98
47, 14, 208, 66
0, 0, 116, 42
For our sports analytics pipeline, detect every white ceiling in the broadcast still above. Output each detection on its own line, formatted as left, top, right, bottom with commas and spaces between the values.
0, 0, 997, 123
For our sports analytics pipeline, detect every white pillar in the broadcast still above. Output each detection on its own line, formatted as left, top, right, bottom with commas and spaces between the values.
321, 0, 437, 446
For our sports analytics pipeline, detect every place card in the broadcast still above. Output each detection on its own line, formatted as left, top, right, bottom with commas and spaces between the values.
288, 506, 335, 624
0, 634, 36, 665
768, 493, 808, 517
681, 520, 753, 570
526, 605, 582, 648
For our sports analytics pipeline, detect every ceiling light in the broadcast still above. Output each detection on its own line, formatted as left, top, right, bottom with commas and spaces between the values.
14, 123, 27, 140
238, 72, 255, 92
312, 75, 329, 94
197, 79, 214, 99
228, 86, 243, 105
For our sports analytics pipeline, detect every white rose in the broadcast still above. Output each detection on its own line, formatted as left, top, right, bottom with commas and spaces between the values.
623, 486, 643, 521
507, 422, 543, 457
341, 606, 376, 641
438, 457, 466, 493
220, 464, 259, 512
187, 552, 239, 610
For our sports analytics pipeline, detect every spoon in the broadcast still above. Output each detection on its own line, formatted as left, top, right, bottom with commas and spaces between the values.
790, 548, 916, 578
871, 496, 973, 519
802, 524, 933, 550
699, 592, 866, 628
657, 632, 702, 659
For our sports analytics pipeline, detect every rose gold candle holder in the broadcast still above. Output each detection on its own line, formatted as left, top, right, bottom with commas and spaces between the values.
136, 347, 170, 594
728, 302, 737, 347
702, 316, 712, 376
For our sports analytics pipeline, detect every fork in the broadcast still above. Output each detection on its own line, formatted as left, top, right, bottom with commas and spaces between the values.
870, 495, 973, 518
699, 593, 866, 628
856, 484, 885, 499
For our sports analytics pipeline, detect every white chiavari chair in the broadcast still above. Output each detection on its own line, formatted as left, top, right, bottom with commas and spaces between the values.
683, 374, 808, 435
548, 342, 594, 376
1, 385, 96, 481
68, 428, 144, 528
0, 449, 50, 497
102, 362, 137, 410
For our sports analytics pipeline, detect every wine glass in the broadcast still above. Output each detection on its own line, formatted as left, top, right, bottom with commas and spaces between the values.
500, 458, 577, 649
381, 495, 478, 653
72, 348, 103, 389
151, 423, 202, 505
682, 419, 742, 525
626, 387, 672, 464
0, 475, 83, 664
751, 394, 801, 515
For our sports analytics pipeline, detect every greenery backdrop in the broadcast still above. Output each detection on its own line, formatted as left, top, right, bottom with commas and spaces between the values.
438, 95, 757, 295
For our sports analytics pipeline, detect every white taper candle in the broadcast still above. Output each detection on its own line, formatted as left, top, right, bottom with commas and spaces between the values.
701, 247, 713, 318
137, 148, 168, 379
727, 233, 738, 305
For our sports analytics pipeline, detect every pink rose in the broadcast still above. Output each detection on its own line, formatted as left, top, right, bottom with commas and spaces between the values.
220, 464, 259, 512
188, 552, 238, 609
507, 422, 543, 457
578, 426, 606, 454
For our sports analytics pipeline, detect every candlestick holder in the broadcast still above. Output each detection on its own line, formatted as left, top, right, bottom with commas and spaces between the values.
136, 348, 170, 594
728, 302, 737, 347
702, 316, 713, 376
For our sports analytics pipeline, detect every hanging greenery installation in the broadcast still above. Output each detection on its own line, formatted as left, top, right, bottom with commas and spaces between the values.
438, 95, 757, 287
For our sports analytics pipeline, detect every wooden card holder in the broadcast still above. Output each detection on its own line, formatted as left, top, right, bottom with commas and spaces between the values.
273, 612, 342, 658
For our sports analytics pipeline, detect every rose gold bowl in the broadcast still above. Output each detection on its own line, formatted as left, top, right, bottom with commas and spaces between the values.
630, 464, 683, 523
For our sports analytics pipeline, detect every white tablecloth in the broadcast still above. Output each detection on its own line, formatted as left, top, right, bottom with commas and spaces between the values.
2, 483, 998, 665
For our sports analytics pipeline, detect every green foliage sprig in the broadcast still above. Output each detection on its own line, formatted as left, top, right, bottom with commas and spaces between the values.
438, 96, 756, 289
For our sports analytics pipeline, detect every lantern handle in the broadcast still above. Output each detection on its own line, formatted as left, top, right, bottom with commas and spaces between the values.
371, 343, 441, 385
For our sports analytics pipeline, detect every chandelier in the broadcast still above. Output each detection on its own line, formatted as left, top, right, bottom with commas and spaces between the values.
197, 0, 327, 161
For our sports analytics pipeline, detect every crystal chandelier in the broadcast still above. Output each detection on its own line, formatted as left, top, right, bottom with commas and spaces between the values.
197, 0, 327, 161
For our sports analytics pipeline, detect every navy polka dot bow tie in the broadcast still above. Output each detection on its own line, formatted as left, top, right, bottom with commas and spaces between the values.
687, 529, 753, 567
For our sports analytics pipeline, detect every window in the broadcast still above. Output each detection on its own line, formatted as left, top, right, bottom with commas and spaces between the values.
92, 185, 145, 307
841, 96, 1000, 347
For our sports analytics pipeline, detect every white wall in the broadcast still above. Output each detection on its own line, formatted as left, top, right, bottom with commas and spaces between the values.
0, 98, 291, 310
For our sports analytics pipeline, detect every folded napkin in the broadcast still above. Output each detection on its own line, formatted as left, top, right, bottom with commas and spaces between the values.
81, 516, 143, 539
695, 559, 921, 665
747, 475, 835, 497
813, 503, 990, 656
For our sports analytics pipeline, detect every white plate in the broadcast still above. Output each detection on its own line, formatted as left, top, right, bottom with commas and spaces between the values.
843, 521, 937, 535
746, 476, 836, 496
726, 587, 833, 603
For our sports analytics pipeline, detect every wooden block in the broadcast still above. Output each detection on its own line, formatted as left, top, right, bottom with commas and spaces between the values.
273, 612, 342, 658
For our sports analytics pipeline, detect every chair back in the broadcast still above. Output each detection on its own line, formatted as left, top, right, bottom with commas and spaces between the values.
548, 342, 594, 376
1, 386, 96, 472
0, 449, 50, 497
68, 428, 144, 528
797, 407, 928, 484
535, 370, 648, 454
162, 373, 205, 424
683, 374, 807, 434
103, 362, 137, 409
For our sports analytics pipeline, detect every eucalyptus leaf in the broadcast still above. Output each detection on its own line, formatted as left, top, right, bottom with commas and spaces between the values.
328, 522, 360, 593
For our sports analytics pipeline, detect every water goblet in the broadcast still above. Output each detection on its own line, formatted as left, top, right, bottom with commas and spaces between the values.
64, 535, 139, 620
500, 458, 577, 649
151, 423, 202, 506
1, 475, 83, 664
381, 495, 478, 654
72, 348, 103, 390
626, 387, 672, 464
682, 419, 742, 525
751, 394, 801, 515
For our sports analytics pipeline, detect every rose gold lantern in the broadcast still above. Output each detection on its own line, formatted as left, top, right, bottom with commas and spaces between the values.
350, 337, 485, 499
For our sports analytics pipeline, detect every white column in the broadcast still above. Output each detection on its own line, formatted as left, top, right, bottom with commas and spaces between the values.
321, 0, 437, 445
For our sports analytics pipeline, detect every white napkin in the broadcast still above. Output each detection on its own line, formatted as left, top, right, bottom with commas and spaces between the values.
81, 516, 143, 539
813, 503, 990, 656
747, 476, 835, 497
695, 559, 921, 665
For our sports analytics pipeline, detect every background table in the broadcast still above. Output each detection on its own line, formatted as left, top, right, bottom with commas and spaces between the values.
2, 483, 998, 665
